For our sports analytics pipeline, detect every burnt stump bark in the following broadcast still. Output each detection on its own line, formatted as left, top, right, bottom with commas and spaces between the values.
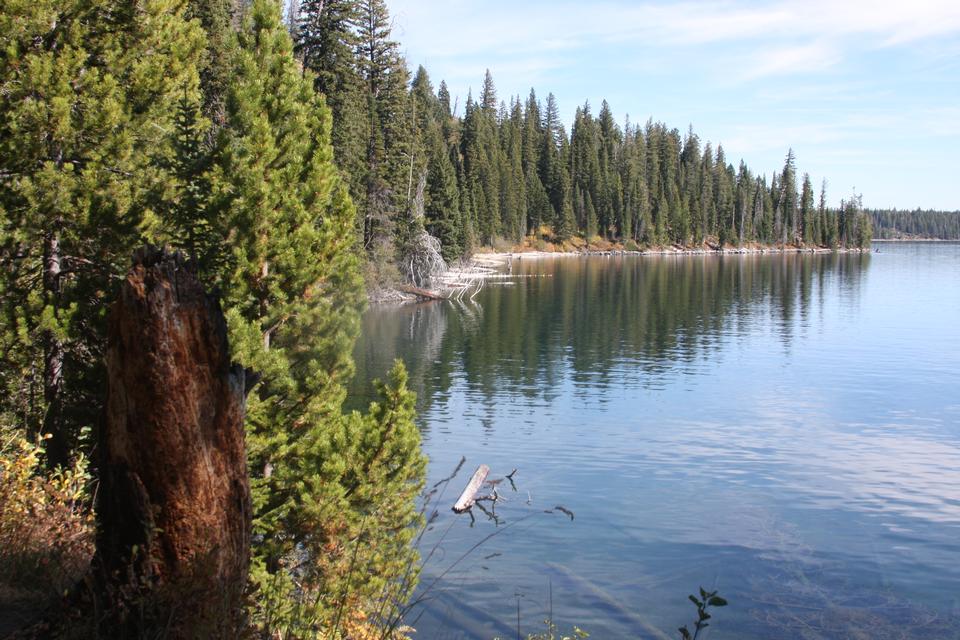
93, 247, 253, 636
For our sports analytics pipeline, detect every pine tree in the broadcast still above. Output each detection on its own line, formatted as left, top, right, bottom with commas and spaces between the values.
208, 0, 424, 629
481, 69, 498, 112
187, 0, 237, 128
753, 176, 769, 242
644, 121, 663, 244
819, 179, 835, 247
840, 190, 865, 248
425, 128, 463, 261
657, 127, 682, 244
520, 90, 548, 234
354, 0, 414, 261
700, 142, 716, 244
499, 98, 527, 242
0, 0, 204, 465
681, 127, 702, 244
458, 163, 478, 253
585, 191, 599, 239
461, 79, 504, 244
800, 173, 815, 246
771, 172, 783, 245
734, 161, 753, 244
597, 100, 621, 238
161, 96, 218, 266
619, 118, 646, 243
856, 205, 873, 248
714, 144, 734, 246
438, 80, 452, 117
780, 149, 798, 244
540, 93, 563, 223
297, 0, 370, 230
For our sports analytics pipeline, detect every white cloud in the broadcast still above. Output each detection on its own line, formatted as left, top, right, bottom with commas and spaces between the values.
390, 0, 960, 67
740, 41, 840, 80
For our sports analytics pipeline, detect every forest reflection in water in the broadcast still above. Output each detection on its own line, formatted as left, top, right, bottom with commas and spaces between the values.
353, 252, 871, 415
350, 246, 960, 640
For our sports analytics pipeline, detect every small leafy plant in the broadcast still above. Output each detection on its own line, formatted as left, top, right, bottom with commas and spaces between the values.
526, 620, 589, 640
0, 431, 93, 599
679, 587, 727, 640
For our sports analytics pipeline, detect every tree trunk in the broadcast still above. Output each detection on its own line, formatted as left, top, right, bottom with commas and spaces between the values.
42, 229, 68, 468
93, 247, 253, 637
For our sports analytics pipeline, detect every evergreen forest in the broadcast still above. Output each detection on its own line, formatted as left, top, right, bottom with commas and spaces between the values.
869, 209, 960, 240
292, 0, 873, 290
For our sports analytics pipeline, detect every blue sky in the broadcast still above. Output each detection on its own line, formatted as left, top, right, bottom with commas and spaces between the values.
386, 0, 960, 210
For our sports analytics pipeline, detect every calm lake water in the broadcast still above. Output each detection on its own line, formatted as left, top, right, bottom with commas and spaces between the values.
350, 242, 960, 640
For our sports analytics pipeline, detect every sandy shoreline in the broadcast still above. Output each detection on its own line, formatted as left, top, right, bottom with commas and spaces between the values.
473, 244, 856, 267
370, 244, 868, 303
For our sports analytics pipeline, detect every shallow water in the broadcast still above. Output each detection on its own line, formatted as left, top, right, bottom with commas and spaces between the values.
350, 243, 960, 639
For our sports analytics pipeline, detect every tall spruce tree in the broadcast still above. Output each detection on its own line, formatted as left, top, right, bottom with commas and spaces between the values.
800, 173, 815, 245
681, 127, 702, 244
425, 133, 463, 261
297, 0, 370, 231
522, 90, 551, 234
780, 149, 798, 244
354, 0, 415, 270
735, 161, 753, 244
714, 144, 734, 246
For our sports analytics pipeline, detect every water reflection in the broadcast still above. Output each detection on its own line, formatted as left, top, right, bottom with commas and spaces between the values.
349, 246, 960, 640
352, 252, 871, 414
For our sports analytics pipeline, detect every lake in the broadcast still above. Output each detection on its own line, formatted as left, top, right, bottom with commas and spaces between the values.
350, 242, 960, 640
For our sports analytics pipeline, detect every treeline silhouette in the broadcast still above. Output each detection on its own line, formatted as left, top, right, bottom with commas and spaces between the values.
869, 209, 960, 240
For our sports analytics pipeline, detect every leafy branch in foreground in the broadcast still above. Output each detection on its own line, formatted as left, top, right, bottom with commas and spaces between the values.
679, 587, 728, 640
527, 620, 589, 640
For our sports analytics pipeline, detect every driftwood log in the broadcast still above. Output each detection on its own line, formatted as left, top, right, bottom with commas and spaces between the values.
398, 283, 446, 301
452, 465, 490, 513
92, 247, 254, 636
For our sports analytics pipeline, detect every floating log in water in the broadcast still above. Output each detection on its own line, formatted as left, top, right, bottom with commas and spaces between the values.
398, 284, 446, 301
452, 464, 490, 512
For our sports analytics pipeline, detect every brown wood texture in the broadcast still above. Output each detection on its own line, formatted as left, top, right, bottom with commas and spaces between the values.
95, 247, 253, 636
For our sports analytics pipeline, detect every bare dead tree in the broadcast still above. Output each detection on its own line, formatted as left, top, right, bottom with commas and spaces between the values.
401, 171, 448, 288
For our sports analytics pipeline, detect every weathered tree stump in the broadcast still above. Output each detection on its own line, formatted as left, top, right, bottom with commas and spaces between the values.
93, 247, 253, 636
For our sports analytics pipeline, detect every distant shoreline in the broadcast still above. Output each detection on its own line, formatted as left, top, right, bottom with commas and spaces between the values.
473, 244, 865, 267
371, 244, 868, 303
872, 238, 958, 242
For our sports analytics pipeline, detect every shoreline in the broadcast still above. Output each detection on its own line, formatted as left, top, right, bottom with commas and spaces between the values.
371, 243, 868, 304
871, 238, 958, 242
473, 243, 865, 267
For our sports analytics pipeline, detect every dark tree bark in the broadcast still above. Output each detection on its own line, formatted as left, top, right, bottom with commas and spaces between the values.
92, 247, 253, 637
